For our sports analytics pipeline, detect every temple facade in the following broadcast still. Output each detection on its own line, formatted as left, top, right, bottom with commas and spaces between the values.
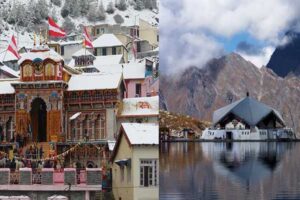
0, 45, 124, 154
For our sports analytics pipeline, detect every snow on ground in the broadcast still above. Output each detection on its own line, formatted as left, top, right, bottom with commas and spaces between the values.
0, 0, 158, 50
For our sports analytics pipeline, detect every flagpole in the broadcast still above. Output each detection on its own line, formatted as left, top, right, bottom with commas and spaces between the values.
2, 49, 8, 63
2, 38, 11, 63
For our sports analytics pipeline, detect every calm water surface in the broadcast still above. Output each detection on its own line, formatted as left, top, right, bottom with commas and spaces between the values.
160, 142, 300, 200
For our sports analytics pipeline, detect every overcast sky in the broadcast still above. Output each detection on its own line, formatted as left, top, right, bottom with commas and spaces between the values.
160, 0, 300, 73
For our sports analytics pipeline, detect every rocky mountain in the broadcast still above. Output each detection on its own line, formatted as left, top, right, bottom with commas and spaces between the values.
267, 32, 300, 77
160, 53, 300, 134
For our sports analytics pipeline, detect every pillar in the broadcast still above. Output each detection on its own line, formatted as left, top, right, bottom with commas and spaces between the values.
10, 119, 13, 141
80, 122, 83, 140
91, 122, 95, 140
3, 119, 6, 142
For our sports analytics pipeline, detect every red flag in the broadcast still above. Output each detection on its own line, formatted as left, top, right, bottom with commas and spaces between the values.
48, 17, 66, 37
83, 27, 93, 48
7, 35, 20, 59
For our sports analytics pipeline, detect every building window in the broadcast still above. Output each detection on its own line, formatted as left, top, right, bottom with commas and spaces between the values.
61, 46, 64, 55
112, 47, 116, 55
120, 166, 125, 182
137, 42, 141, 52
127, 167, 131, 183
100, 28, 105, 33
96, 28, 100, 35
140, 159, 158, 187
95, 112, 106, 140
135, 83, 141, 97
102, 48, 107, 56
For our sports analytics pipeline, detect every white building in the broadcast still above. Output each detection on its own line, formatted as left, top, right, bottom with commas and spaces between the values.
111, 123, 159, 200
201, 96, 294, 140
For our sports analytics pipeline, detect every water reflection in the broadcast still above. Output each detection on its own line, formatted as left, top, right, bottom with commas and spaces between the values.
160, 142, 300, 200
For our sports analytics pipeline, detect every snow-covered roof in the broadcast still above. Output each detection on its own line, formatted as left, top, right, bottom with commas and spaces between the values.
95, 64, 123, 74
123, 62, 145, 79
0, 65, 19, 77
72, 48, 95, 57
94, 55, 123, 66
213, 96, 285, 126
122, 123, 158, 145
120, 96, 159, 117
60, 40, 83, 46
93, 34, 123, 48
18, 48, 63, 65
67, 73, 122, 91
0, 80, 18, 94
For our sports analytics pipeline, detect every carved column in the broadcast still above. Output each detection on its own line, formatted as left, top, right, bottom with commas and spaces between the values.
10, 119, 14, 142
3, 119, 7, 142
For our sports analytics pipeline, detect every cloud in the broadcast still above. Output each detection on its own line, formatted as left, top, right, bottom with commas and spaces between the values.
237, 46, 275, 68
236, 41, 262, 55
161, 0, 300, 73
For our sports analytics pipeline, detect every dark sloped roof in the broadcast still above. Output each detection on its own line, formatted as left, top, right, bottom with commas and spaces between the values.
213, 97, 285, 126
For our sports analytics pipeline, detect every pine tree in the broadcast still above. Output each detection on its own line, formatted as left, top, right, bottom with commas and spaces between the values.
51, 0, 61, 7
106, 2, 115, 14
87, 2, 106, 22
116, 0, 127, 11
79, 0, 90, 16
135, 0, 144, 10
62, 17, 75, 34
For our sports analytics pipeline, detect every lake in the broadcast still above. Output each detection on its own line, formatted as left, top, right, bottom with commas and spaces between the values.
160, 142, 300, 200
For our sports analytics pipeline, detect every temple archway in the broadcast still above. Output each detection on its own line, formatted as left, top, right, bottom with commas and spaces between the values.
30, 98, 47, 142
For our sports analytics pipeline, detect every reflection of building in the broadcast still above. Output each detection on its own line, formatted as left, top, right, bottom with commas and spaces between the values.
111, 123, 159, 200
201, 95, 294, 140
201, 142, 291, 185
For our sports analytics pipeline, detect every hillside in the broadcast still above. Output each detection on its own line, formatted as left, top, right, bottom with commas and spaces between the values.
0, 0, 158, 49
159, 110, 210, 134
160, 53, 300, 136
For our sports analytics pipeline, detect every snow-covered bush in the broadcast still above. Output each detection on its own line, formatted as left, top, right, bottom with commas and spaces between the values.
62, 17, 75, 34
113, 14, 124, 24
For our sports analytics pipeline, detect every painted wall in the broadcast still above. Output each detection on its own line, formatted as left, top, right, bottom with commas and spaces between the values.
112, 133, 134, 200
112, 134, 159, 200
94, 46, 128, 63
132, 145, 159, 200
126, 76, 155, 98
139, 19, 158, 47
62, 43, 82, 63
106, 108, 117, 140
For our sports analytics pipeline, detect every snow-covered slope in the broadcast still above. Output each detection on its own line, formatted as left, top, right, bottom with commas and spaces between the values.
0, 0, 158, 51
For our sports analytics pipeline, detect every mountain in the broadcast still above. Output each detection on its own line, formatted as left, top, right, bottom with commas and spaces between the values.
267, 32, 300, 77
160, 53, 300, 135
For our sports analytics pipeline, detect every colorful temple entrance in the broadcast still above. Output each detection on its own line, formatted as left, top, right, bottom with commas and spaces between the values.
30, 98, 47, 142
